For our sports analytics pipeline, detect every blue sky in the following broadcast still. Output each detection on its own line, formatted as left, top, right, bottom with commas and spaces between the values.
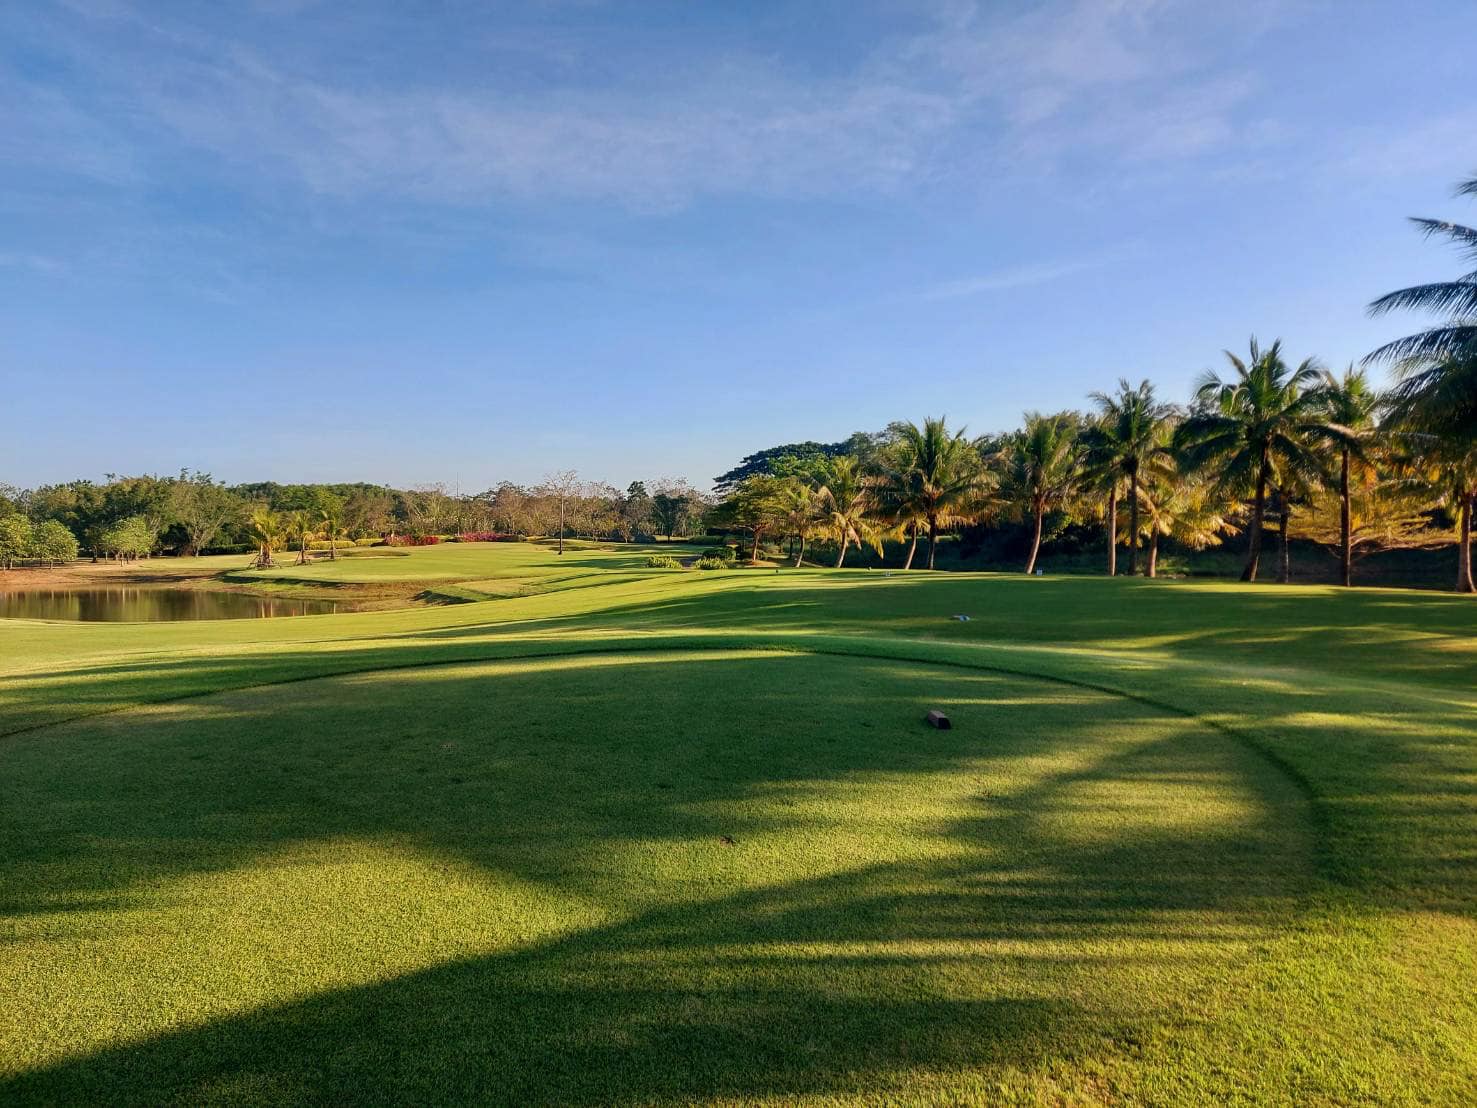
2, 0, 1474, 491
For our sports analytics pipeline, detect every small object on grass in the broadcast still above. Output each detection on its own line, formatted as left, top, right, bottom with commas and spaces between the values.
926, 710, 952, 730
719, 835, 736, 846
951, 614, 971, 622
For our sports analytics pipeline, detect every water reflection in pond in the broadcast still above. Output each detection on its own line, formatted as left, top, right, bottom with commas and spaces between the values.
0, 588, 350, 621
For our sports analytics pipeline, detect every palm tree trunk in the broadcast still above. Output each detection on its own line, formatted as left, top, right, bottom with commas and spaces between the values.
1242, 470, 1267, 582
1277, 496, 1290, 584
926, 516, 938, 570
835, 536, 848, 569
1459, 493, 1474, 594
793, 534, 805, 569
1339, 448, 1352, 588
1127, 472, 1139, 576
751, 528, 761, 563
1025, 506, 1044, 574
1147, 533, 1159, 578
1106, 490, 1117, 577
902, 523, 919, 570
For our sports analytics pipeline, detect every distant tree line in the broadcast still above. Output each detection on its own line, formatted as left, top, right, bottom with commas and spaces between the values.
0, 471, 710, 567
706, 175, 1477, 593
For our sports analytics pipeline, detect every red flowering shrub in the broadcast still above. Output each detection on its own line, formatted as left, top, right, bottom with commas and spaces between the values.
454, 532, 517, 543
386, 534, 441, 547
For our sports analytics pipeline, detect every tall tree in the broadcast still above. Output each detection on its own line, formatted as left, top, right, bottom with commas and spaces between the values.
775, 477, 823, 567
287, 511, 316, 565
1135, 462, 1237, 579
0, 513, 32, 569
319, 504, 348, 560
248, 507, 283, 569
171, 471, 243, 556
818, 456, 881, 568
1082, 379, 1175, 576
538, 471, 581, 555
1366, 175, 1477, 432
1177, 338, 1326, 581
1405, 435, 1477, 593
716, 474, 792, 563
1311, 367, 1381, 587
878, 417, 990, 570
996, 412, 1081, 575
621, 481, 653, 542
30, 520, 79, 566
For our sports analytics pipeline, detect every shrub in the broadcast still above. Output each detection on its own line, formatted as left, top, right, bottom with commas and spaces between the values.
645, 554, 682, 569
453, 532, 518, 543
700, 546, 737, 563
693, 556, 732, 570
355, 538, 382, 547
386, 534, 441, 547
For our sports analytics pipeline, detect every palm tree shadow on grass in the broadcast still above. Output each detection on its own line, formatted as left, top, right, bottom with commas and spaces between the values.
3, 654, 1317, 1104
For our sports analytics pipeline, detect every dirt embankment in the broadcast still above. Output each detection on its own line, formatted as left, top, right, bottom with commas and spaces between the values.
0, 560, 222, 590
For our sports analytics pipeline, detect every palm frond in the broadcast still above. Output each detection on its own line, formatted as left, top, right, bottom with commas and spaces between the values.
1369, 279, 1477, 318
1364, 323, 1477, 365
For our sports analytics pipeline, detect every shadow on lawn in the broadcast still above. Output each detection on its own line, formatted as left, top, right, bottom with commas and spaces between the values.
2, 654, 1314, 1104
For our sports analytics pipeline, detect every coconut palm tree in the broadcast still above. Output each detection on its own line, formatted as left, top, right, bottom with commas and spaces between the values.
1135, 460, 1238, 578
287, 511, 316, 565
878, 417, 991, 570
1366, 176, 1477, 408
996, 412, 1081, 575
1081, 379, 1175, 576
776, 477, 824, 567
1311, 367, 1381, 587
1176, 338, 1326, 581
247, 507, 283, 569
319, 505, 348, 561
818, 456, 882, 568
1407, 437, 1477, 593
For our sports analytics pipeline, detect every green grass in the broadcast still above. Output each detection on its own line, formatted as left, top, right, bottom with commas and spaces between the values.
2, 542, 1475, 1104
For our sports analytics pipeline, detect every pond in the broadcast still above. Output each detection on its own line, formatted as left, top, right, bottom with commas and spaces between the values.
0, 587, 350, 622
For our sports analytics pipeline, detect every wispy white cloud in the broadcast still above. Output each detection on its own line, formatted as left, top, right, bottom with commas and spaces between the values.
0, 252, 66, 274
919, 258, 1104, 300
0, 0, 1314, 211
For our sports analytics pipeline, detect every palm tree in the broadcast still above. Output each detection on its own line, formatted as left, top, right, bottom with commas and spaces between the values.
997, 412, 1081, 575
1312, 367, 1381, 587
776, 477, 824, 567
1177, 338, 1326, 581
818, 456, 882, 568
248, 507, 283, 569
870, 462, 927, 569
1366, 176, 1477, 412
286, 511, 316, 565
1082, 379, 1175, 576
879, 417, 991, 570
1136, 460, 1238, 578
1409, 438, 1477, 593
319, 505, 348, 561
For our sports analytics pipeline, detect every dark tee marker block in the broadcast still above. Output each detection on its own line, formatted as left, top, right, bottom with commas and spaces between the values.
926, 709, 952, 730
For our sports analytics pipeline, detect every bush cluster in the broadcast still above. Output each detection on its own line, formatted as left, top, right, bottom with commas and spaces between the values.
386, 534, 441, 547
644, 554, 682, 568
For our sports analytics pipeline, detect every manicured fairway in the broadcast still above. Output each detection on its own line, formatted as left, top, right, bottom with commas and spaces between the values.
2, 543, 1475, 1104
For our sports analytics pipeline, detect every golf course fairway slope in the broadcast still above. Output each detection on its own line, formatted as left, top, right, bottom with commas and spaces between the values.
2, 542, 1474, 1105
